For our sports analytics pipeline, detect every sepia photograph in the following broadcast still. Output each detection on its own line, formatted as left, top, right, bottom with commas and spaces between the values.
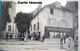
0, 0, 78, 51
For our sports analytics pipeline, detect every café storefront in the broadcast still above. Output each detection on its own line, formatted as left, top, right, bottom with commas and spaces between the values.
44, 26, 74, 39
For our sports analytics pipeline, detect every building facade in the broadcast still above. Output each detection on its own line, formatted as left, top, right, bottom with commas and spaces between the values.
4, 2, 18, 38
30, 2, 73, 39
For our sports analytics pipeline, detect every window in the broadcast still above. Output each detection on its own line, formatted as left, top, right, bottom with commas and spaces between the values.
31, 25, 32, 31
8, 25, 11, 31
8, 2, 12, 8
50, 8, 53, 14
49, 19, 54, 25
34, 24, 36, 30
37, 22, 39, 30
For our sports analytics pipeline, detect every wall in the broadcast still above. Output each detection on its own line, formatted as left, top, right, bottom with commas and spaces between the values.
30, 6, 73, 37
48, 8, 73, 28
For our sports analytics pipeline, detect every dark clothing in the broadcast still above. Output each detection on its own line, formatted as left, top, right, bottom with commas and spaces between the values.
64, 37, 66, 43
60, 36, 63, 48
42, 36, 45, 42
6, 33, 9, 39
10, 34, 13, 39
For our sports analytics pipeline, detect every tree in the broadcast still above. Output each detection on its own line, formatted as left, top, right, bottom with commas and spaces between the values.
14, 12, 33, 40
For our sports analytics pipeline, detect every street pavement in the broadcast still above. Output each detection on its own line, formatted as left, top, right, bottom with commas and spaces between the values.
0, 38, 73, 51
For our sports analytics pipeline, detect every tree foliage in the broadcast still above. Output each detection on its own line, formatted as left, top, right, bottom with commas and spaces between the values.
14, 12, 33, 33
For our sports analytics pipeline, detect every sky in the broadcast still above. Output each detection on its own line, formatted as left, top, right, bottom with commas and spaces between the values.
15, 0, 69, 14
3, 0, 77, 13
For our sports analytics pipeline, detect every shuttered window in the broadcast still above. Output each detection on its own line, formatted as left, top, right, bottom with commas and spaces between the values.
50, 8, 53, 14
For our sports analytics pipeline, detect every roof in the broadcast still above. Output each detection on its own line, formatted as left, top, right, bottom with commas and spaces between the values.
33, 6, 46, 17
47, 2, 73, 12
34, 2, 73, 17
65, 1, 78, 12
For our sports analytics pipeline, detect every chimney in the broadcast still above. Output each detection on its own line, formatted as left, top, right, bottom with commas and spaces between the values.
54, 1, 61, 8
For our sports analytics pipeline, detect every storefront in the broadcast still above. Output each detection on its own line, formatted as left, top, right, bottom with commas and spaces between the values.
45, 26, 73, 39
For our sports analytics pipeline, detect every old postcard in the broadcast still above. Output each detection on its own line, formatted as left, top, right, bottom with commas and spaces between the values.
0, 0, 78, 51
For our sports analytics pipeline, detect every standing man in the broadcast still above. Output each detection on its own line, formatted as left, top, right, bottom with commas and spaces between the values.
6, 33, 9, 39
63, 33, 66, 43
24, 32, 28, 42
10, 34, 13, 39
60, 33, 64, 48
42, 35, 45, 42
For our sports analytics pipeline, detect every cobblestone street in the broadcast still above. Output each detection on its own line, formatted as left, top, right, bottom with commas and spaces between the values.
0, 39, 74, 51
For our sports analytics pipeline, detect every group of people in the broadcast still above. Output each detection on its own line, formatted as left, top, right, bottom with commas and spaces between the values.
60, 35, 73, 49
6, 33, 13, 39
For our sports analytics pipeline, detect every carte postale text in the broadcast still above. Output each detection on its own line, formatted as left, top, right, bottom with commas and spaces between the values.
18, 1, 42, 4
